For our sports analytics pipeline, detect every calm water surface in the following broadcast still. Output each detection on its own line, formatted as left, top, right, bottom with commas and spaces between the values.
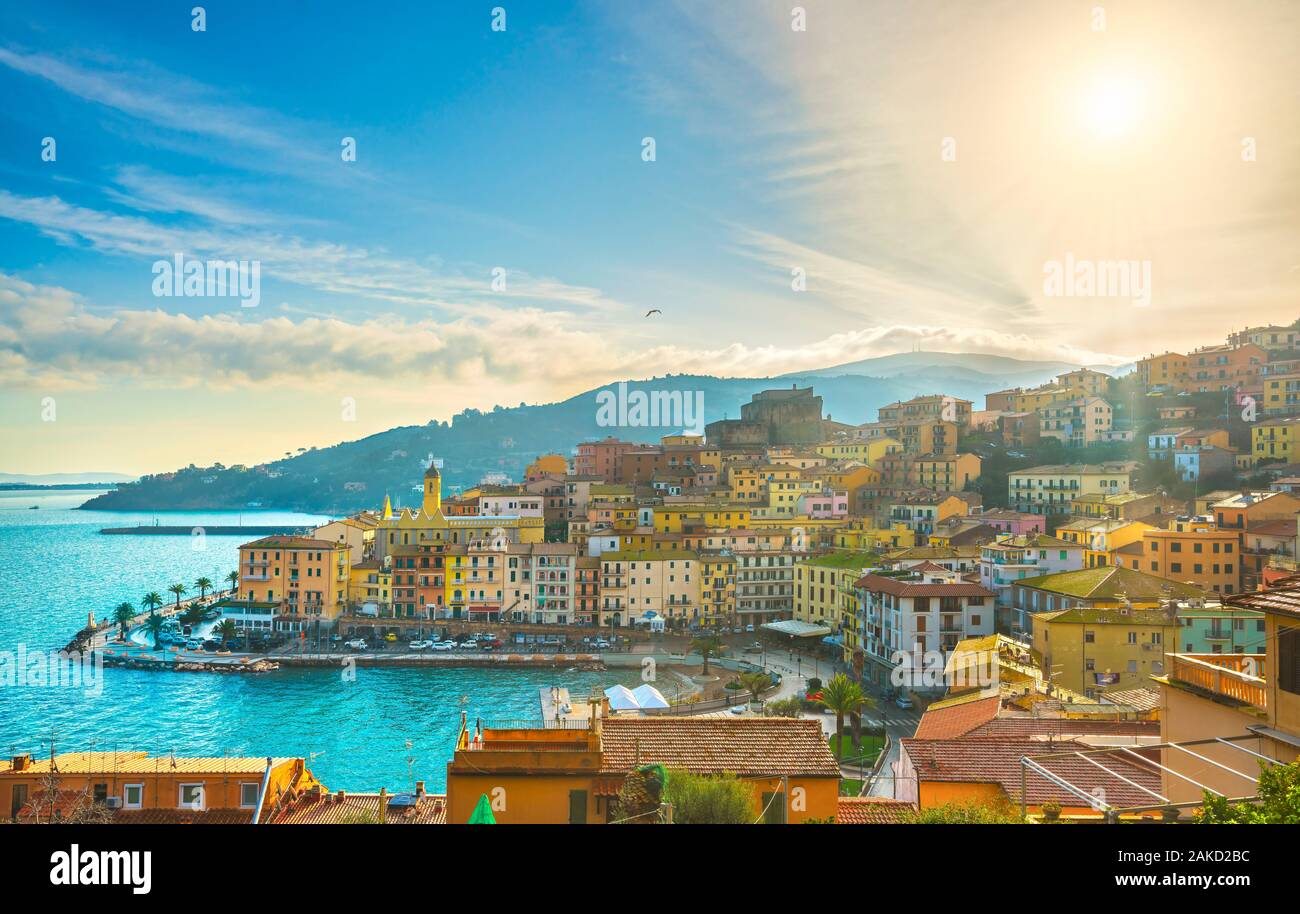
0, 490, 620, 789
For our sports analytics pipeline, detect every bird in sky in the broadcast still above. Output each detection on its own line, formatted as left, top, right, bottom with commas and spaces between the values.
645, 309, 662, 317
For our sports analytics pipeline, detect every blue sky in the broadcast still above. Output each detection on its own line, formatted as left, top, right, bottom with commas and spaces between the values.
1, 1, 1298, 474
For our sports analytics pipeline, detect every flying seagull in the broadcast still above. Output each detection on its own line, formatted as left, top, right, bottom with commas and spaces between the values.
645, 309, 662, 317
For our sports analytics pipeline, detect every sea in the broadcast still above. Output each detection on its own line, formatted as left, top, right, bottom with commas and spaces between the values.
0, 489, 622, 790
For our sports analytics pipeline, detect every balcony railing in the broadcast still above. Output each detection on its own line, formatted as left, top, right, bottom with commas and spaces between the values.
1167, 653, 1267, 709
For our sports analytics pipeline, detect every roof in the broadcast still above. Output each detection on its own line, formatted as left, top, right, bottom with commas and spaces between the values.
240, 535, 342, 550
962, 718, 1159, 741
0, 752, 296, 776
855, 573, 994, 599
798, 550, 880, 569
1226, 580, 1300, 619
835, 797, 915, 824
1013, 565, 1206, 601
761, 619, 832, 637
1099, 687, 1162, 712
913, 694, 1002, 739
270, 791, 447, 825
900, 738, 1162, 807
599, 718, 841, 777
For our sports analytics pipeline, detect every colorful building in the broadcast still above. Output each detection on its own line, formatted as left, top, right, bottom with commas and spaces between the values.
237, 535, 351, 633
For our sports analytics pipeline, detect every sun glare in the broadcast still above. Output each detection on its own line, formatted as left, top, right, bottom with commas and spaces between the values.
1079, 72, 1145, 140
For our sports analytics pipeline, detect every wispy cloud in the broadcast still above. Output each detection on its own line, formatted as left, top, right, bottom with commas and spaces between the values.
0, 273, 1130, 395
0, 190, 626, 316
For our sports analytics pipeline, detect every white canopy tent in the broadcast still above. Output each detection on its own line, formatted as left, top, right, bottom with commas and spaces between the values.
604, 684, 641, 711
630, 684, 670, 709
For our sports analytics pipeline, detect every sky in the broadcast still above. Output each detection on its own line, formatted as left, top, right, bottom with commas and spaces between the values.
0, 0, 1297, 475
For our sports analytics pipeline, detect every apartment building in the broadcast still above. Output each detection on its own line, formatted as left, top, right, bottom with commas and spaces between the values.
237, 535, 351, 633
1007, 462, 1136, 515
598, 549, 702, 628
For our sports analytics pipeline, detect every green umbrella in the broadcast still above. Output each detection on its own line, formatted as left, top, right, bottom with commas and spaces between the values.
468, 793, 496, 824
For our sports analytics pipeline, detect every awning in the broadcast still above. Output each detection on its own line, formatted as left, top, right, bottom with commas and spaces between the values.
822, 635, 843, 645
760, 620, 833, 638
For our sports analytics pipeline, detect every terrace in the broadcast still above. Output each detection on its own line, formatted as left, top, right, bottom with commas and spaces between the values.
1163, 653, 1267, 710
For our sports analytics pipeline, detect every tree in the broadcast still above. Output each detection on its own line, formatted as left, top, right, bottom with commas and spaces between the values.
194, 577, 213, 600
213, 619, 238, 646
765, 696, 803, 718
113, 603, 136, 640
690, 636, 724, 676
816, 673, 869, 756
1196, 760, 1300, 824
226, 570, 240, 594
167, 583, 187, 609
141, 592, 164, 614
662, 769, 755, 825
739, 671, 771, 706
906, 801, 1023, 824
144, 613, 166, 650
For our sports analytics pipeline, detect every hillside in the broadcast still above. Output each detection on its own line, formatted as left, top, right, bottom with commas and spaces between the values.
77, 351, 1103, 514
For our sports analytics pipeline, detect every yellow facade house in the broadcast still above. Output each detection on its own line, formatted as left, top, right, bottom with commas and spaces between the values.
598, 549, 703, 628
238, 535, 351, 633
1253, 415, 1300, 464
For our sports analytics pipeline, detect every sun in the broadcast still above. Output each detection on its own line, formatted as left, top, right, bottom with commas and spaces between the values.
1079, 71, 1145, 140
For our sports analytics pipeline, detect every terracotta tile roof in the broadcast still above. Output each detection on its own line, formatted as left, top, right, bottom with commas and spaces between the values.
1227, 580, 1300, 619
913, 694, 1001, 739
1099, 687, 1162, 712
112, 808, 255, 825
963, 718, 1159, 741
900, 738, 1162, 807
854, 573, 994, 599
835, 797, 915, 824
599, 718, 841, 777
269, 792, 447, 825
0, 752, 295, 776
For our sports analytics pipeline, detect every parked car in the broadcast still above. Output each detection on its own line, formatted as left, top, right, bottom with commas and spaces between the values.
728, 704, 746, 715
184, 638, 202, 651
591, 639, 612, 650
384, 632, 397, 642
409, 640, 433, 650
744, 624, 755, 633
431, 640, 456, 651
743, 642, 764, 653
344, 639, 368, 651
895, 695, 914, 710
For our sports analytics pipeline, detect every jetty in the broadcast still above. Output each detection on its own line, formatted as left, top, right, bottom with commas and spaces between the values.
99, 525, 305, 536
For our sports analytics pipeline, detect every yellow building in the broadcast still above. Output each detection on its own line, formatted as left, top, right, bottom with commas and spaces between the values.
237, 535, 351, 632
815, 439, 902, 464
1032, 606, 1182, 698
832, 523, 916, 552
728, 465, 767, 503
653, 503, 751, 533
1008, 384, 1081, 413
1056, 368, 1112, 398
1253, 415, 1300, 463
700, 554, 737, 628
1136, 352, 1189, 389
909, 453, 981, 492
347, 560, 393, 614
1008, 462, 1137, 515
524, 453, 569, 478
793, 551, 881, 659
1053, 517, 1156, 568
1261, 372, 1300, 415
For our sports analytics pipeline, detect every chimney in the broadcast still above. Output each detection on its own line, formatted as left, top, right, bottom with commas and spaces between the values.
336, 789, 346, 804
11, 753, 31, 772
378, 787, 388, 825
415, 780, 425, 798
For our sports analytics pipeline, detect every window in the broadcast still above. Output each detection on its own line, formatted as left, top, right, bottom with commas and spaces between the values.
240, 782, 260, 808
124, 784, 144, 809
179, 784, 205, 810
1280, 626, 1300, 696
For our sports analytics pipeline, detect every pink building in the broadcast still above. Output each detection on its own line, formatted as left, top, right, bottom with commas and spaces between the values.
968, 509, 1044, 537
798, 489, 848, 518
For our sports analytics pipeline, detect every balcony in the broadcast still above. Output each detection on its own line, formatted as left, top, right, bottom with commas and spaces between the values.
1165, 653, 1267, 710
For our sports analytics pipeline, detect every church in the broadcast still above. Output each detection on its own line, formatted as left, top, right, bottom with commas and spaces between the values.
372, 462, 545, 562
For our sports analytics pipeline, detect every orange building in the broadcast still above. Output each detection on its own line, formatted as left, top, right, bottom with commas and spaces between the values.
445, 715, 841, 824
524, 453, 569, 480
2, 752, 322, 823
1136, 351, 1189, 389
1182, 343, 1266, 394
238, 535, 351, 633
1121, 516, 1241, 595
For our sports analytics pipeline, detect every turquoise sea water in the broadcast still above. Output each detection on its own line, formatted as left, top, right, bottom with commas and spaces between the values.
0, 490, 615, 790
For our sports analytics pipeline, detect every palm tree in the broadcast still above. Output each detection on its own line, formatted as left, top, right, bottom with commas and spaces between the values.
226, 570, 240, 595
194, 577, 213, 600
739, 671, 771, 707
141, 592, 164, 614
213, 619, 238, 646
816, 673, 871, 758
112, 603, 136, 640
167, 583, 187, 609
690, 636, 724, 676
144, 613, 166, 650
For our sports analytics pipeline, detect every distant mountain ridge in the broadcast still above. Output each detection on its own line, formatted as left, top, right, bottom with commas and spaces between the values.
0, 472, 137, 486
78, 350, 1103, 514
